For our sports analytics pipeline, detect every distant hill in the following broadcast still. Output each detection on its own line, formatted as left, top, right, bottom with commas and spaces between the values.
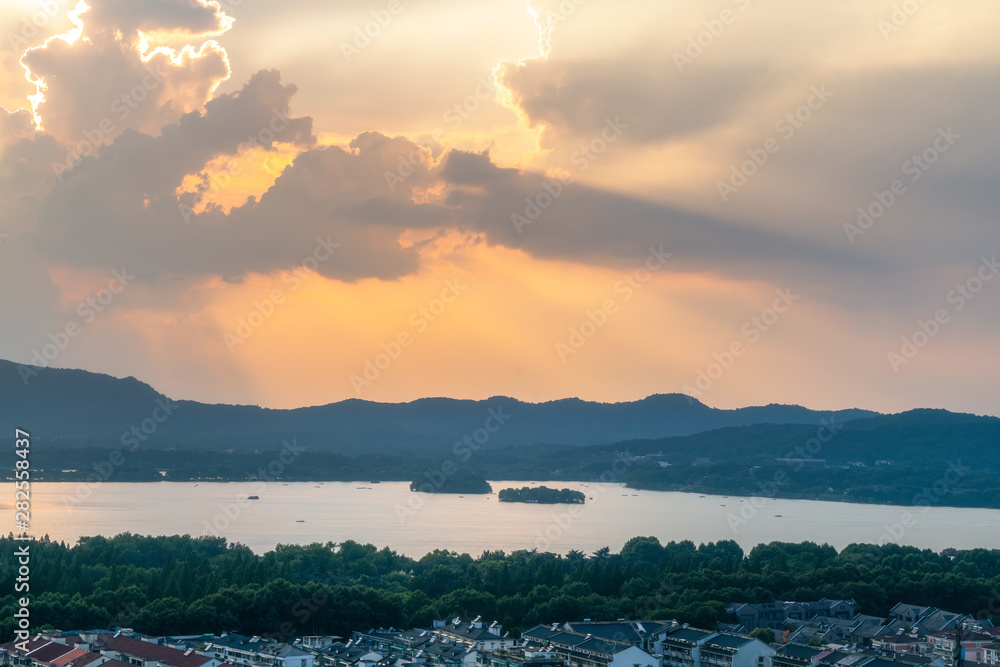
611, 409, 1000, 469
608, 410, 1000, 506
5, 359, 1000, 507
0, 359, 877, 451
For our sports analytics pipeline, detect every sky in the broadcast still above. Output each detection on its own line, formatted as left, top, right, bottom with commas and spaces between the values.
0, 0, 997, 415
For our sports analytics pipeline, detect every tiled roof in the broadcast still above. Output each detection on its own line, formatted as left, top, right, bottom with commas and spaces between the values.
703, 634, 753, 651
565, 624, 639, 643
776, 644, 823, 660
573, 637, 629, 655
522, 628, 558, 642
663, 628, 714, 645
49, 648, 91, 665
64, 651, 108, 667
99, 636, 212, 667
27, 642, 77, 663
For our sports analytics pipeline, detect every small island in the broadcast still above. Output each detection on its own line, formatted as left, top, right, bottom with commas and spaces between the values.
410, 472, 493, 494
498, 486, 585, 504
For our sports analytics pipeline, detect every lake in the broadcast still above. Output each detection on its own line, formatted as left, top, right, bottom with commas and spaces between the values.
6, 480, 1000, 556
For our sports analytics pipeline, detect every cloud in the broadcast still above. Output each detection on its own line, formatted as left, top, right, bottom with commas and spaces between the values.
83, 0, 234, 40
497, 58, 767, 148
25, 91, 866, 294
19, 0, 232, 148
31, 69, 334, 280
6, 1, 996, 322
437, 148, 867, 285
0, 107, 36, 150
0, 107, 64, 213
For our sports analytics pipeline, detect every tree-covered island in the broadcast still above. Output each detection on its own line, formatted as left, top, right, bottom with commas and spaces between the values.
498, 486, 585, 503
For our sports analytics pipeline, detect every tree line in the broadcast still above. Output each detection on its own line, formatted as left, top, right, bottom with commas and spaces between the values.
2, 535, 1000, 642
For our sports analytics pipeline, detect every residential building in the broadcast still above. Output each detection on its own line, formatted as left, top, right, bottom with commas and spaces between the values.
729, 601, 859, 631
1, 634, 215, 667
313, 642, 386, 667
886, 607, 971, 636
475, 648, 563, 667
926, 630, 994, 663
848, 617, 892, 647
298, 641, 341, 653
872, 634, 927, 656
698, 633, 775, 667
772, 644, 824, 667
412, 641, 477, 667
520, 626, 657, 667
559, 622, 674, 654
656, 626, 716, 667
1, 639, 131, 667
202, 634, 313, 667
96, 635, 224, 667
429, 620, 516, 652
352, 629, 437, 656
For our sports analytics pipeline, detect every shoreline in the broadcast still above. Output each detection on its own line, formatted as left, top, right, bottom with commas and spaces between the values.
8, 478, 1000, 513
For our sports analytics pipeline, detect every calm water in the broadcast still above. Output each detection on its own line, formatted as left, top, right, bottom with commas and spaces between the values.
5, 481, 1000, 556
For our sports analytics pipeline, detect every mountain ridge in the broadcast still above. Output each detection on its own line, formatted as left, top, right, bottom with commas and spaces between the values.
0, 359, 880, 451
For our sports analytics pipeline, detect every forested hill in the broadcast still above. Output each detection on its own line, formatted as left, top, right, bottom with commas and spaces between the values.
616, 409, 1000, 506
616, 408, 1000, 470
0, 359, 876, 451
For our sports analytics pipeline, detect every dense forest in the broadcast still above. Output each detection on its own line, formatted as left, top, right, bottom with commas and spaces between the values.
498, 487, 586, 503
2, 535, 1000, 643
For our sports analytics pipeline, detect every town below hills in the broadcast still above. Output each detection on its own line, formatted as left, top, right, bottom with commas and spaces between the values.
3, 359, 1000, 508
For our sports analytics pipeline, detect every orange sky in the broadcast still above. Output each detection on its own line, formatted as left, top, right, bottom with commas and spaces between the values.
1, 0, 998, 415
